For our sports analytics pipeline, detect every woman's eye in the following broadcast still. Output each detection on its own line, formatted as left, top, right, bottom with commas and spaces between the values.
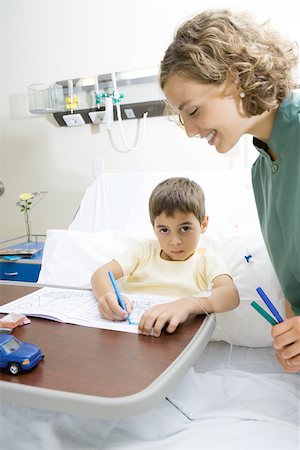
189, 108, 198, 117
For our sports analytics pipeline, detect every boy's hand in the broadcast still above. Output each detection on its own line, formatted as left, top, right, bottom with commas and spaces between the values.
138, 298, 194, 337
98, 292, 133, 321
272, 316, 300, 373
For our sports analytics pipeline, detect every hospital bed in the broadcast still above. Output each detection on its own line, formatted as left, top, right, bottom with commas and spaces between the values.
1, 168, 299, 450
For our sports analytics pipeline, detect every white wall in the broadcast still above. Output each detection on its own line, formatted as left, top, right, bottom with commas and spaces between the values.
1, 0, 299, 240
0, 3, 5, 238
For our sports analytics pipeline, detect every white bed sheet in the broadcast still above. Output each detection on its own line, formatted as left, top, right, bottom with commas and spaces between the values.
1, 343, 299, 450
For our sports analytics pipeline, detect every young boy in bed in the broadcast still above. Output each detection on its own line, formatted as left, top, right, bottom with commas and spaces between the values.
91, 177, 239, 337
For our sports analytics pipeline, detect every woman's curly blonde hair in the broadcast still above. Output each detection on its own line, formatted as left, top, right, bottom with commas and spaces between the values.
160, 9, 298, 116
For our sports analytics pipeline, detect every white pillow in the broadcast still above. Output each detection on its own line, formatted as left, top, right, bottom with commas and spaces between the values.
204, 226, 285, 347
38, 229, 139, 289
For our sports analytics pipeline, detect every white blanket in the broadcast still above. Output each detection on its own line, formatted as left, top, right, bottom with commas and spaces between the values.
1, 345, 299, 450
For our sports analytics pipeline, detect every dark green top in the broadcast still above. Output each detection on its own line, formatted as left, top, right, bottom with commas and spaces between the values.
252, 91, 300, 315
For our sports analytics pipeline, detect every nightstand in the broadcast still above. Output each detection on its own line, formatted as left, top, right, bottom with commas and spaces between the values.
0, 236, 45, 283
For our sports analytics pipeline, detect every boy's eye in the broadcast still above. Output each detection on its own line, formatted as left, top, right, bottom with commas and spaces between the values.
159, 228, 169, 234
181, 226, 191, 233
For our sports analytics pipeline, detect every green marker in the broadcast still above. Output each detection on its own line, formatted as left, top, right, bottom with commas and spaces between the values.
251, 301, 278, 326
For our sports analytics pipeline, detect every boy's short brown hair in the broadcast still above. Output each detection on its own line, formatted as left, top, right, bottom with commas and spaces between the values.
149, 177, 205, 226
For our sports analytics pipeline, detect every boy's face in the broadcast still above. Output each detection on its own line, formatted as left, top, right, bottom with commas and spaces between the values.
153, 210, 208, 261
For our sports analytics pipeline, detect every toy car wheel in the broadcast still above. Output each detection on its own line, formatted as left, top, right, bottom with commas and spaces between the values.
8, 363, 21, 375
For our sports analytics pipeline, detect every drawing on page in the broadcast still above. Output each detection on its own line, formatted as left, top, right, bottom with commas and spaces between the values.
16, 297, 40, 309
128, 300, 156, 324
17, 289, 94, 313
0, 288, 174, 334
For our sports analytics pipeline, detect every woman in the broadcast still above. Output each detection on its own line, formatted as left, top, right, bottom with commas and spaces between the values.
159, 8, 300, 373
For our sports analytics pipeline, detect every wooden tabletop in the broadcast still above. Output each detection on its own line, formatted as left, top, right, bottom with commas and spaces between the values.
0, 284, 207, 399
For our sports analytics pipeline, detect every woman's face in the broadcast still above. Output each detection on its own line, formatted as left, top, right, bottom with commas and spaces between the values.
163, 74, 252, 154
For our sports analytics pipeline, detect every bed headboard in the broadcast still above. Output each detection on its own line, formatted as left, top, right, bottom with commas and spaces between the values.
68, 168, 259, 235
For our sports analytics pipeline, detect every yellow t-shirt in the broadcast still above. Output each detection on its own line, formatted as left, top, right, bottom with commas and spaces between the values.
115, 239, 231, 297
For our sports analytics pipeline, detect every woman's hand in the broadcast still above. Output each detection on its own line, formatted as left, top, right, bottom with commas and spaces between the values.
98, 292, 133, 321
272, 316, 300, 373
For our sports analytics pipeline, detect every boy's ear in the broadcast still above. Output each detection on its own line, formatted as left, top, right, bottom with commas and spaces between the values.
200, 215, 209, 233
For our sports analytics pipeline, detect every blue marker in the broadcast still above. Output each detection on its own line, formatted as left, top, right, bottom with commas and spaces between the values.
256, 287, 284, 323
108, 271, 132, 324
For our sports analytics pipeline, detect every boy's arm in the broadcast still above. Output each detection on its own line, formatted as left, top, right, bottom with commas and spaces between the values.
91, 260, 123, 300
138, 275, 239, 337
91, 260, 133, 320
194, 274, 240, 314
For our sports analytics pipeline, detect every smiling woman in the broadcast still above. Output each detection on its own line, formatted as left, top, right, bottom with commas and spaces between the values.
160, 8, 297, 153
159, 8, 300, 373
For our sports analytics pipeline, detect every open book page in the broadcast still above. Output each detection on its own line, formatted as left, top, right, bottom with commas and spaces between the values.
0, 287, 182, 334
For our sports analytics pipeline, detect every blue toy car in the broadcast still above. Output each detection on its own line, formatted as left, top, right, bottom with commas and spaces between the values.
0, 334, 44, 375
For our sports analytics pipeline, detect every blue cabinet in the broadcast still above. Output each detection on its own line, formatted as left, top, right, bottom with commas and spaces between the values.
0, 239, 44, 283
0, 261, 42, 282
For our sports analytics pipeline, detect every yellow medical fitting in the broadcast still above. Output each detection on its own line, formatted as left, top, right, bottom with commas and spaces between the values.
66, 95, 79, 110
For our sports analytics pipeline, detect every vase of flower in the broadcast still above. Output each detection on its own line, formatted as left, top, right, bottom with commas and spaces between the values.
16, 191, 47, 244
24, 203, 32, 243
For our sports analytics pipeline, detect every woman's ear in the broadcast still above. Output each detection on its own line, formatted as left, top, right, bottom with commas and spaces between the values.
200, 215, 209, 233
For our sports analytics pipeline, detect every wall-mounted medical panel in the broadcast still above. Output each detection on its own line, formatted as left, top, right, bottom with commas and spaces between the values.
28, 69, 166, 126
53, 100, 165, 126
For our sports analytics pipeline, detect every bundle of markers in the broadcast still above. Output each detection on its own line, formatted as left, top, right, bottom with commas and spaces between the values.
251, 287, 284, 325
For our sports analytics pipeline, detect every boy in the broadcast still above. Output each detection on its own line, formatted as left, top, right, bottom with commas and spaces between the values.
91, 177, 239, 337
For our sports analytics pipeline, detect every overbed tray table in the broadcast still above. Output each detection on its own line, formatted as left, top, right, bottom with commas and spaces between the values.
0, 282, 215, 419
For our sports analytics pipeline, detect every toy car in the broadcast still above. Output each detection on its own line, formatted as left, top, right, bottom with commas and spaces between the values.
0, 334, 44, 375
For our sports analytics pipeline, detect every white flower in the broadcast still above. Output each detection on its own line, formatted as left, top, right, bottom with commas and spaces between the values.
19, 193, 34, 201
16, 191, 47, 242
